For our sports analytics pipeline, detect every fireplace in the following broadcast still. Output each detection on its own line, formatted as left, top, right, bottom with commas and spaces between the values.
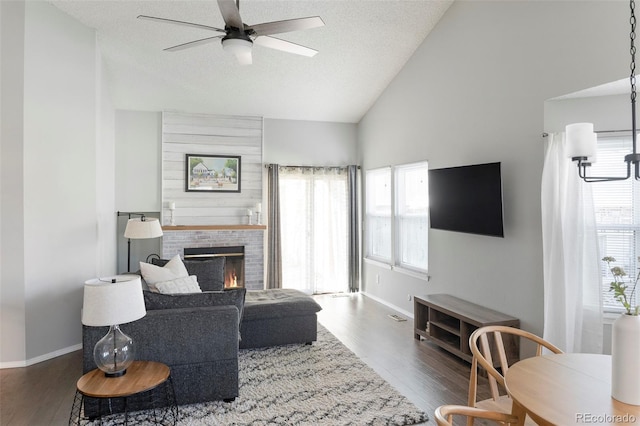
183, 246, 245, 288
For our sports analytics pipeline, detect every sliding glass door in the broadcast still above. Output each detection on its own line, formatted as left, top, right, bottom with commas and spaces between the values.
279, 167, 348, 294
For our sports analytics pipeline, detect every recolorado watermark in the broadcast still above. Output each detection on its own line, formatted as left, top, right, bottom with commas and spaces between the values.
576, 413, 637, 424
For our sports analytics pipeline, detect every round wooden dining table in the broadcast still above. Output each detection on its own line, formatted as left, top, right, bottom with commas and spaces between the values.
504, 353, 640, 426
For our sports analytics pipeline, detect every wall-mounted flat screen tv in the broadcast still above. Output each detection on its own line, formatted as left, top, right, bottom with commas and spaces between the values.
428, 162, 504, 237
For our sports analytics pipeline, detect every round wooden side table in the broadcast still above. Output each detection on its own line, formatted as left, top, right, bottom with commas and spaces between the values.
69, 360, 178, 425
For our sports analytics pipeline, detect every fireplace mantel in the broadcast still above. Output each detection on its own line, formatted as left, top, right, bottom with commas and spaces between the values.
162, 225, 266, 231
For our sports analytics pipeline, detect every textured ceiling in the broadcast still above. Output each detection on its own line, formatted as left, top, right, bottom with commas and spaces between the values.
49, 0, 453, 123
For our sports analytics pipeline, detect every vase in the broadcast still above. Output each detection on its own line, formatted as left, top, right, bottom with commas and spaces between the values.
611, 313, 640, 405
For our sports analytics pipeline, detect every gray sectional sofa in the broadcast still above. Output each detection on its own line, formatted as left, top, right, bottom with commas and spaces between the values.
81, 256, 323, 416
241, 289, 322, 349
81, 289, 244, 417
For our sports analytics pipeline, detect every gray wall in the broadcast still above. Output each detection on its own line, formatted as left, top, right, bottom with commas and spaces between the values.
358, 0, 629, 337
264, 119, 357, 166
545, 94, 629, 135
115, 110, 162, 212
0, 0, 116, 366
114, 111, 162, 273
1, 0, 27, 366
2, 0, 627, 365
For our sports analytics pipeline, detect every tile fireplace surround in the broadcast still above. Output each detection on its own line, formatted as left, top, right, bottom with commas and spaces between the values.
161, 225, 266, 290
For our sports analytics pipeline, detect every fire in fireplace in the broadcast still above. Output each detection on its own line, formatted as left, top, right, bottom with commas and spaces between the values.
183, 246, 245, 288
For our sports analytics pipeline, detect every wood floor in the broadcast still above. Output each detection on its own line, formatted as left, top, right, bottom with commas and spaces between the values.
0, 293, 491, 425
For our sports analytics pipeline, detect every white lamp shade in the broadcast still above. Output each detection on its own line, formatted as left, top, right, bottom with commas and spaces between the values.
82, 275, 146, 326
124, 217, 163, 239
566, 122, 597, 159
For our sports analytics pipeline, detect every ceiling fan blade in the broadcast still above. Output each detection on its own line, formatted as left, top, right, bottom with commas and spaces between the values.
254, 36, 318, 57
164, 35, 223, 52
217, 0, 244, 31
137, 15, 225, 33
248, 16, 324, 37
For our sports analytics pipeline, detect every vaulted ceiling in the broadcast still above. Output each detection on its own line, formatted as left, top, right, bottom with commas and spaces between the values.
49, 0, 453, 123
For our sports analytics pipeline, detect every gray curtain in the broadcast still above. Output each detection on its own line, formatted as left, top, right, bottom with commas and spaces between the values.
348, 165, 360, 292
266, 164, 282, 289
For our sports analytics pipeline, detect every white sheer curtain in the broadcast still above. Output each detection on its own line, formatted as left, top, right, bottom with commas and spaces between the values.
541, 132, 603, 353
279, 166, 349, 294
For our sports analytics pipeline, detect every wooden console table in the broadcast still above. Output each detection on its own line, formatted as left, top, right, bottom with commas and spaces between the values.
414, 294, 520, 363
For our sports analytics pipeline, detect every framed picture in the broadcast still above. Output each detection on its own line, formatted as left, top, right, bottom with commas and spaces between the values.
185, 154, 241, 193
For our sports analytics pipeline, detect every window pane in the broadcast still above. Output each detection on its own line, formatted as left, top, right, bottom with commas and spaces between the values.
365, 168, 392, 261
280, 167, 349, 294
598, 229, 639, 310
592, 133, 640, 311
280, 173, 312, 290
312, 173, 349, 293
396, 162, 429, 271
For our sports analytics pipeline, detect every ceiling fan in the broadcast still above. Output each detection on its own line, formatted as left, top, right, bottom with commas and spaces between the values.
138, 0, 324, 65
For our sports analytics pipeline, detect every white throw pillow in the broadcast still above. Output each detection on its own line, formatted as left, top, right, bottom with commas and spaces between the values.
140, 255, 189, 290
155, 276, 202, 294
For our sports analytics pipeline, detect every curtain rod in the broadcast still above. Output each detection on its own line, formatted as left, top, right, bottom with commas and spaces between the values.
542, 129, 633, 137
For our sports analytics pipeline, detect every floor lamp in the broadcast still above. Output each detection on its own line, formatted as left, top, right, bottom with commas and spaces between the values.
119, 212, 163, 272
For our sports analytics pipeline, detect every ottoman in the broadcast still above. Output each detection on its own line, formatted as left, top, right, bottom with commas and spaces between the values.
239, 289, 322, 349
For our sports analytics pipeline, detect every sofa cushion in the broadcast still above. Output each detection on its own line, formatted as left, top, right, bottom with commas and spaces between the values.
152, 257, 225, 292
143, 287, 246, 325
243, 289, 322, 321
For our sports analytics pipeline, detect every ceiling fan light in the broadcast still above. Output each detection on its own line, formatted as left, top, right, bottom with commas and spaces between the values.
222, 38, 253, 58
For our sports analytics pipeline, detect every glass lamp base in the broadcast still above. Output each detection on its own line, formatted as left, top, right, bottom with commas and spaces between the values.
105, 369, 127, 378
93, 324, 135, 378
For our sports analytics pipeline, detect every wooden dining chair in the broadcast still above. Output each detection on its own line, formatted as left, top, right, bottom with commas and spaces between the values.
435, 405, 520, 426
467, 325, 563, 426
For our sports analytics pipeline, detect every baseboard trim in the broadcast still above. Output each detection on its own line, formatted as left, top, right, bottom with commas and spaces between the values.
361, 292, 414, 320
0, 343, 82, 369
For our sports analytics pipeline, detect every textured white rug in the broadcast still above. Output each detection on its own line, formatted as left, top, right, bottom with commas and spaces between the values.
86, 325, 428, 425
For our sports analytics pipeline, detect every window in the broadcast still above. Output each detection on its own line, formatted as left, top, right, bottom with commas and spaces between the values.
365, 167, 392, 262
395, 162, 429, 271
365, 161, 429, 274
279, 167, 349, 294
591, 132, 640, 312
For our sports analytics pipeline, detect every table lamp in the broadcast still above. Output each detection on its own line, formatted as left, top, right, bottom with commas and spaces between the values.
123, 215, 163, 272
82, 275, 146, 377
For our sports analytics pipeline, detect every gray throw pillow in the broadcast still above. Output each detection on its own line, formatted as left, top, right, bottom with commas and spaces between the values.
152, 257, 225, 292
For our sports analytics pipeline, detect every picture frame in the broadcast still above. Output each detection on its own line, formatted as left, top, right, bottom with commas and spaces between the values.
185, 154, 241, 193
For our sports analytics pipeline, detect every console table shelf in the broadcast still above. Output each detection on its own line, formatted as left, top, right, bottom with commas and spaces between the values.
414, 294, 520, 364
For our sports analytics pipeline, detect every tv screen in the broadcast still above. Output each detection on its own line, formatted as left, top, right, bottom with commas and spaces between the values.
428, 162, 504, 237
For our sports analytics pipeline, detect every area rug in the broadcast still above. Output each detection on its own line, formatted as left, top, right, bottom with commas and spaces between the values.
84, 325, 428, 425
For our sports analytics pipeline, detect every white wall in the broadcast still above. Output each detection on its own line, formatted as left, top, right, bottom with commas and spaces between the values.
0, 1, 116, 367
264, 119, 357, 166
162, 112, 263, 226
114, 110, 161, 273
115, 110, 162, 212
358, 1, 628, 337
1, 0, 27, 365
96, 54, 117, 278
545, 94, 629, 134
